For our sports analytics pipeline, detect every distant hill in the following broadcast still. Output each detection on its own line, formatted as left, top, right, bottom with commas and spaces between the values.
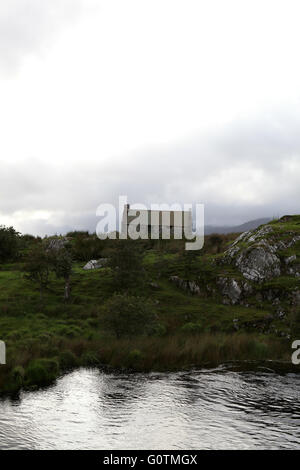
205, 217, 272, 235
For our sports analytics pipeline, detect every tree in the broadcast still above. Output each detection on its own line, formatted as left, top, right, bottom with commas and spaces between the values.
24, 245, 52, 298
180, 248, 198, 278
71, 234, 104, 261
109, 240, 145, 290
209, 234, 223, 254
51, 248, 73, 301
103, 293, 156, 338
24, 243, 73, 301
0, 225, 20, 262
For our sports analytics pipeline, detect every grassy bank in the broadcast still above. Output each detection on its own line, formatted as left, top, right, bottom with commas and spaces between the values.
0, 331, 292, 394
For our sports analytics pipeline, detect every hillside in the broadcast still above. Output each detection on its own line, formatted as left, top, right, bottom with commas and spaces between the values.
175, 215, 300, 339
205, 217, 272, 234
0, 216, 299, 394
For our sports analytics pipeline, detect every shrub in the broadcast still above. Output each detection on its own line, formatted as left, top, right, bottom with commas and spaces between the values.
64, 326, 83, 338
128, 349, 144, 361
59, 350, 78, 369
181, 321, 203, 334
109, 240, 145, 290
23, 245, 52, 297
151, 323, 167, 337
71, 235, 104, 261
10, 365, 25, 388
66, 231, 89, 238
36, 313, 47, 320
81, 351, 100, 367
51, 248, 73, 301
127, 349, 144, 367
0, 225, 20, 262
26, 358, 59, 386
252, 341, 269, 359
103, 293, 157, 338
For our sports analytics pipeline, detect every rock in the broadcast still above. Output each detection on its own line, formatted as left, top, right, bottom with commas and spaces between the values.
264, 289, 281, 302
149, 282, 160, 289
188, 281, 201, 295
284, 255, 300, 276
242, 281, 253, 295
169, 276, 201, 295
221, 222, 300, 282
47, 237, 69, 251
276, 309, 286, 320
285, 255, 297, 265
169, 275, 181, 285
217, 277, 242, 305
217, 277, 254, 304
235, 247, 281, 282
83, 260, 98, 270
287, 264, 300, 276
83, 258, 108, 270
241, 314, 275, 333
290, 290, 300, 306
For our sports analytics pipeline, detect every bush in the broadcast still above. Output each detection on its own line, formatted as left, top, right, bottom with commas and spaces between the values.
23, 245, 52, 297
26, 358, 59, 386
103, 293, 157, 338
151, 323, 167, 337
66, 231, 89, 238
252, 341, 268, 359
81, 351, 100, 367
64, 326, 83, 338
0, 225, 20, 262
127, 349, 144, 367
128, 349, 143, 361
181, 321, 203, 334
59, 350, 78, 369
10, 365, 25, 388
51, 248, 73, 301
71, 235, 104, 261
109, 240, 145, 290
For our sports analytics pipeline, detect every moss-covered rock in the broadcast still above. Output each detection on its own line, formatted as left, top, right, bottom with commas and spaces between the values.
221, 216, 300, 282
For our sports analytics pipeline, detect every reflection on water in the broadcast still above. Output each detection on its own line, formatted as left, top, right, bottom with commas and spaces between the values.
0, 367, 299, 449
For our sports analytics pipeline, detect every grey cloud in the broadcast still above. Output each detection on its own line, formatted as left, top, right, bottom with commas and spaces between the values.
0, 0, 84, 73
1, 107, 300, 235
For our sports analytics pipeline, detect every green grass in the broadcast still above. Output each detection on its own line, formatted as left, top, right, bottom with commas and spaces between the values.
0, 223, 299, 394
0, 260, 293, 395
269, 215, 300, 232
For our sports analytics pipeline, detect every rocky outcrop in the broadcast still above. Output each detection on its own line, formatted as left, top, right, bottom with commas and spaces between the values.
47, 237, 69, 251
217, 277, 253, 305
221, 223, 300, 282
217, 277, 241, 304
284, 255, 300, 277
235, 247, 281, 282
169, 276, 201, 295
232, 314, 275, 333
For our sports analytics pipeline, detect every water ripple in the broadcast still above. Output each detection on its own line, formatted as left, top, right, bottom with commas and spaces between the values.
0, 368, 299, 449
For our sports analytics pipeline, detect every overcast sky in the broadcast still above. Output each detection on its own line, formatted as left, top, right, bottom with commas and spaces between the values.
1, 0, 300, 235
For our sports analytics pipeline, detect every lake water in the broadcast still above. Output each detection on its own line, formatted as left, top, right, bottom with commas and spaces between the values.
0, 367, 299, 449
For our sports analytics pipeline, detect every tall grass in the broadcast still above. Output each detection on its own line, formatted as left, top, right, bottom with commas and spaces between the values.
0, 332, 290, 394
81, 333, 290, 371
